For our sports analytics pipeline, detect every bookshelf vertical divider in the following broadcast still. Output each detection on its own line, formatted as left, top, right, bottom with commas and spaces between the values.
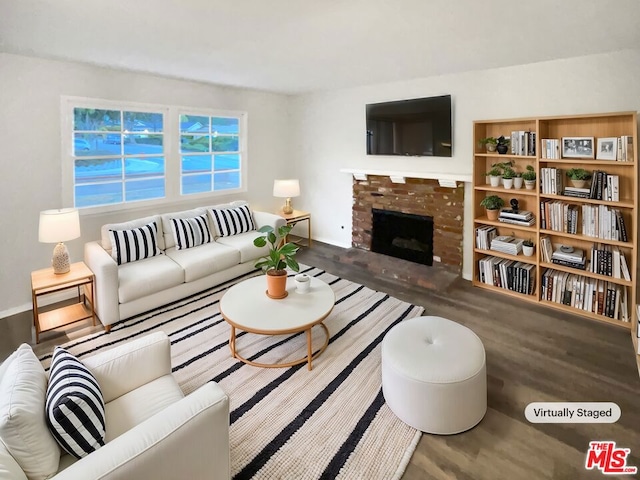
472, 112, 639, 373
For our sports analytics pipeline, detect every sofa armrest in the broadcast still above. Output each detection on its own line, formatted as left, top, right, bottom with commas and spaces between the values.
84, 241, 119, 327
52, 382, 230, 480
253, 211, 286, 231
83, 332, 172, 403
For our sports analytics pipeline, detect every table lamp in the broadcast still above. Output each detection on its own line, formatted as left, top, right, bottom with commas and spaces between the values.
39, 208, 81, 274
273, 179, 300, 214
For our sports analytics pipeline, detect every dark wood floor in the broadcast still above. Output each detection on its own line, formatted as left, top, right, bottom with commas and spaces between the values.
2, 241, 639, 479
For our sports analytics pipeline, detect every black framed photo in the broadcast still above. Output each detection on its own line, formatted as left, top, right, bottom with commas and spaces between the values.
562, 137, 595, 159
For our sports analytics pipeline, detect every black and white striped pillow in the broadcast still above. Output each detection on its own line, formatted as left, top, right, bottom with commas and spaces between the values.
109, 221, 162, 265
171, 214, 212, 250
209, 205, 256, 237
45, 347, 105, 459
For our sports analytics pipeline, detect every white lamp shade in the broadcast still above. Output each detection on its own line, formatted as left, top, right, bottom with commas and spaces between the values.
273, 179, 300, 198
39, 208, 81, 243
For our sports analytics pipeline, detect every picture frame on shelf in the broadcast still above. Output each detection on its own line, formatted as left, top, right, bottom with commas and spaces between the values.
562, 136, 595, 159
596, 137, 618, 160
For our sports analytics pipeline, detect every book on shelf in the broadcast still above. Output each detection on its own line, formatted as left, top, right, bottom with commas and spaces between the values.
498, 216, 536, 227
510, 131, 536, 156
563, 186, 591, 199
499, 209, 533, 221
490, 235, 524, 255
475, 226, 497, 250
540, 138, 560, 159
540, 236, 553, 263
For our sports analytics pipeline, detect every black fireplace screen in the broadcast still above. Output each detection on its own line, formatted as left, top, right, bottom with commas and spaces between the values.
371, 209, 434, 266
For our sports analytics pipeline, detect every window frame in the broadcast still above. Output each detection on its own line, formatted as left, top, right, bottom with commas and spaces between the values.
61, 96, 248, 215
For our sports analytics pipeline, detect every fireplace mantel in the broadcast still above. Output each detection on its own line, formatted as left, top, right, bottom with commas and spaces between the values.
340, 168, 472, 185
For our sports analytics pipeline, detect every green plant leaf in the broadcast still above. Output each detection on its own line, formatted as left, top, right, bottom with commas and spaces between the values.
286, 257, 300, 272
253, 237, 267, 247
267, 232, 277, 245
257, 225, 273, 233
279, 243, 299, 256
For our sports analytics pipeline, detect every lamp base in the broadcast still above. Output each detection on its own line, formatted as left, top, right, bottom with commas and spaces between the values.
52, 242, 70, 274
282, 198, 293, 215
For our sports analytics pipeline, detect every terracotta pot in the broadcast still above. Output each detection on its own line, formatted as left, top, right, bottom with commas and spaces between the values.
486, 208, 500, 221
266, 270, 288, 299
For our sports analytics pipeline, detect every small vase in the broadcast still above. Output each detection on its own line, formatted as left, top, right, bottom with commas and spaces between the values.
486, 144, 497, 153
496, 144, 509, 154
524, 179, 536, 190
489, 175, 501, 187
503, 178, 514, 189
513, 177, 523, 189
523, 245, 534, 257
266, 270, 288, 299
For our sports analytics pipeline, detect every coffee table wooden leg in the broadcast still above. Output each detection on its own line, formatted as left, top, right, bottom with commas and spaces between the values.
307, 328, 312, 370
229, 326, 236, 358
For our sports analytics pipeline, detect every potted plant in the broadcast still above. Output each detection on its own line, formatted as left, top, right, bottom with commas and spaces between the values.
486, 166, 502, 187
522, 239, 534, 257
502, 166, 516, 189
253, 224, 300, 299
496, 136, 510, 154
480, 195, 505, 220
566, 168, 592, 188
522, 165, 537, 189
513, 172, 524, 189
479, 137, 498, 153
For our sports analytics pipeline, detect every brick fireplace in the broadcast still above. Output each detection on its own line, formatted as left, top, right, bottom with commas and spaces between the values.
352, 175, 464, 277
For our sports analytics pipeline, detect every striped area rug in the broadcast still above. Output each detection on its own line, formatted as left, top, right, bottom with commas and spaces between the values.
38, 266, 424, 479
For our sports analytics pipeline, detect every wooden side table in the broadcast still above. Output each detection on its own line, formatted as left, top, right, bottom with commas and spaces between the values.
31, 261, 96, 343
279, 210, 312, 247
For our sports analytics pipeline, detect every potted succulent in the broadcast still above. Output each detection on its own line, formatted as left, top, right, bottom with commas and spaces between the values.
480, 195, 505, 221
502, 166, 516, 189
522, 165, 537, 189
496, 136, 510, 154
486, 166, 502, 187
522, 239, 534, 257
479, 137, 498, 153
566, 168, 592, 188
253, 224, 300, 299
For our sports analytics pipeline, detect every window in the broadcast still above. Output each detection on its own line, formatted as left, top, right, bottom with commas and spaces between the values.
180, 114, 242, 195
63, 98, 247, 212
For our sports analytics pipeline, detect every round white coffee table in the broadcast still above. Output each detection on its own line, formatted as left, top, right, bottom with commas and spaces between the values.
219, 275, 335, 370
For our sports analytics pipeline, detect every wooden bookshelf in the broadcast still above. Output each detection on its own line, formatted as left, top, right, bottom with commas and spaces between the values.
472, 112, 638, 372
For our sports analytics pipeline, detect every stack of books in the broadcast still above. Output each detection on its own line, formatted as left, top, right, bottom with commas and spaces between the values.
490, 236, 524, 255
551, 246, 586, 270
563, 186, 591, 199
498, 209, 535, 226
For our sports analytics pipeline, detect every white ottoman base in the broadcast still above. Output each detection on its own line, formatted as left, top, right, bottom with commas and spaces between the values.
382, 316, 487, 435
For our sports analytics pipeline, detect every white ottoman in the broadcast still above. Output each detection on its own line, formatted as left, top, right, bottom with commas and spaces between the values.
382, 315, 486, 434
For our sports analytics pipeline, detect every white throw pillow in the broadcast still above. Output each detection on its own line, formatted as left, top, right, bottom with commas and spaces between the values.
0, 344, 60, 480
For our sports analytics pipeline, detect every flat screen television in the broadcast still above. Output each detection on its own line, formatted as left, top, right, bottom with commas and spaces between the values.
366, 95, 452, 157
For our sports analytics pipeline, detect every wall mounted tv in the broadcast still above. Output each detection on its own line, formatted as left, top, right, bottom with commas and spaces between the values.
366, 94, 452, 157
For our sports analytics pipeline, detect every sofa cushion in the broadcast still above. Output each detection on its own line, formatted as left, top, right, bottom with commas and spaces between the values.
209, 204, 256, 237
0, 442, 27, 480
101, 214, 165, 252
109, 222, 163, 265
46, 347, 106, 459
161, 208, 208, 250
216, 230, 269, 264
165, 243, 241, 283
118, 255, 185, 304
170, 214, 212, 250
0, 344, 60, 480
104, 375, 183, 443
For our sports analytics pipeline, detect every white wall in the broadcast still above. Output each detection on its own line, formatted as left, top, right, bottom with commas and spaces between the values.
289, 49, 640, 280
0, 53, 292, 317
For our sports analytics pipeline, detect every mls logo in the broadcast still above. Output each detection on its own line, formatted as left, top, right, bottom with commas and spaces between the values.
585, 441, 638, 475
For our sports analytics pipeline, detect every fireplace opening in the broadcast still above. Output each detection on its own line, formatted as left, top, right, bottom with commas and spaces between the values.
371, 209, 434, 266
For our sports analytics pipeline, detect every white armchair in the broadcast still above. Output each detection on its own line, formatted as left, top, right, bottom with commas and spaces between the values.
0, 332, 230, 480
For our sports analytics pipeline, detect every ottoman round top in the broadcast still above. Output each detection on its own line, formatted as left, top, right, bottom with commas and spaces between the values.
383, 316, 485, 384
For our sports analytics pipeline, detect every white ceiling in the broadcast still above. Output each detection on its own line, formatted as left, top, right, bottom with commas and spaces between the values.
1, 0, 639, 95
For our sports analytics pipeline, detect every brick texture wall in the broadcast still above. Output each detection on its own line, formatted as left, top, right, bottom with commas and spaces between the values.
352, 176, 464, 271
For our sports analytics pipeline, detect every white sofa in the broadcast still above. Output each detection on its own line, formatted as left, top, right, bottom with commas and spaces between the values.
85, 201, 285, 329
0, 332, 230, 480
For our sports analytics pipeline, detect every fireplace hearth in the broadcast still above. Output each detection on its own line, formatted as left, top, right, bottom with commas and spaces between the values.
371, 209, 434, 266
